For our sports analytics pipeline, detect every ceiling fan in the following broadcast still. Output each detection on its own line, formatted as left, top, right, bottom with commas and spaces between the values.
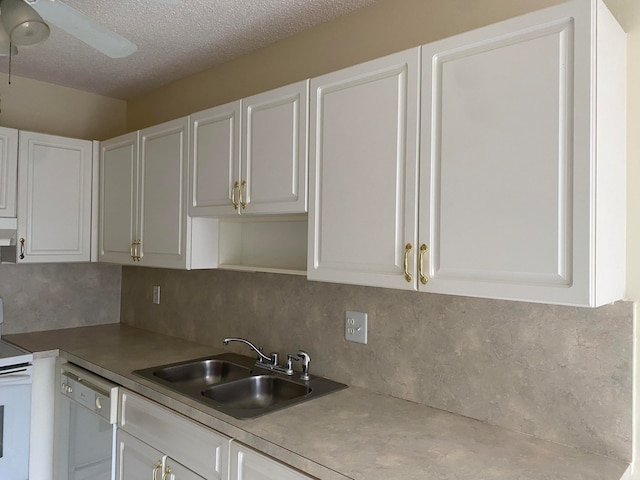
0, 0, 179, 59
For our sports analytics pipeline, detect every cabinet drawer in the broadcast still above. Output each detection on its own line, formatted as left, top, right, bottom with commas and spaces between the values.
119, 389, 229, 480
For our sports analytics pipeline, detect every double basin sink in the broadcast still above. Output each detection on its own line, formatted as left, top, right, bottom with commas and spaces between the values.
134, 352, 346, 419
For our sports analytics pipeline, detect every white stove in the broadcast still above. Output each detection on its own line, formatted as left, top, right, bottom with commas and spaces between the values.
0, 297, 33, 480
0, 340, 33, 368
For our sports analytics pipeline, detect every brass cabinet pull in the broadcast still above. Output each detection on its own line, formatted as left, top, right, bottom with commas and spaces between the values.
130, 242, 135, 261
135, 240, 142, 262
19, 237, 25, 260
403, 243, 413, 282
419, 244, 428, 285
231, 181, 240, 209
162, 466, 172, 480
153, 461, 162, 480
239, 180, 247, 210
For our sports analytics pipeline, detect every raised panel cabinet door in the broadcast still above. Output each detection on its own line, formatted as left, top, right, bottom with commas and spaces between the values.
229, 442, 313, 480
17, 131, 93, 263
189, 101, 241, 216
139, 117, 190, 268
99, 131, 139, 265
308, 48, 420, 290
419, 0, 625, 306
115, 430, 164, 480
0, 127, 18, 217
241, 80, 308, 214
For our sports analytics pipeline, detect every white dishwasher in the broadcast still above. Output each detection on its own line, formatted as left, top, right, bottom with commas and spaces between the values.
54, 363, 119, 480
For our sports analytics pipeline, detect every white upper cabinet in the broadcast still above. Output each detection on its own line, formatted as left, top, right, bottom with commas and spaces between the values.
99, 131, 139, 265
190, 100, 241, 216
241, 81, 308, 214
419, 0, 625, 306
100, 119, 218, 270
16, 131, 95, 263
138, 118, 190, 268
308, 0, 625, 306
190, 81, 309, 216
0, 127, 18, 218
307, 48, 420, 290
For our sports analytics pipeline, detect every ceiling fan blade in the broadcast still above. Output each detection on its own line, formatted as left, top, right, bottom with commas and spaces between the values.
27, 0, 137, 58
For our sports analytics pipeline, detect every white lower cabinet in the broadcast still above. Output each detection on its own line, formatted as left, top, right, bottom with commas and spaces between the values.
118, 389, 229, 480
117, 430, 205, 480
229, 442, 314, 480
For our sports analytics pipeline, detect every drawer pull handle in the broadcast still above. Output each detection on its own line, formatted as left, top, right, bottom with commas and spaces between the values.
19, 237, 25, 259
162, 466, 172, 480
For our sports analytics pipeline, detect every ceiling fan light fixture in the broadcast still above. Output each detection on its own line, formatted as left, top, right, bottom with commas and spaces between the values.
0, 0, 49, 46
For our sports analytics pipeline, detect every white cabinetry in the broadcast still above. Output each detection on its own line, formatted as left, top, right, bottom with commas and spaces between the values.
15, 131, 95, 263
308, 48, 420, 290
418, 0, 625, 306
118, 389, 228, 480
190, 81, 308, 216
0, 126, 18, 218
117, 430, 205, 480
99, 119, 218, 269
308, 0, 625, 307
229, 442, 314, 480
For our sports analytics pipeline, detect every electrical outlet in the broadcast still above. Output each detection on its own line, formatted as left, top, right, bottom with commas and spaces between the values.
152, 285, 161, 305
345, 311, 368, 344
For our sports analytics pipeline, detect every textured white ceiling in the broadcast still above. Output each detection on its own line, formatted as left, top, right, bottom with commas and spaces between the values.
0, 0, 382, 99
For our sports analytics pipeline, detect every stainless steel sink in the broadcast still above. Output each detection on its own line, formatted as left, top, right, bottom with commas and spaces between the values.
203, 375, 311, 409
133, 352, 346, 419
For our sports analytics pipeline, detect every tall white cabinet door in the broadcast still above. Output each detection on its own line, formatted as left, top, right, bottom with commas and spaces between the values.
190, 101, 241, 216
419, 0, 625, 306
308, 48, 420, 290
99, 131, 139, 265
139, 117, 190, 268
229, 443, 313, 480
0, 127, 18, 217
241, 80, 308, 214
17, 131, 93, 263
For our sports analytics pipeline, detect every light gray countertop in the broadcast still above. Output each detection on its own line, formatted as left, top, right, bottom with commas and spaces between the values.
6, 324, 630, 480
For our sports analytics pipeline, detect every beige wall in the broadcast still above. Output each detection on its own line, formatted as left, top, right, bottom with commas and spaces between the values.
127, 0, 565, 130
0, 73, 126, 141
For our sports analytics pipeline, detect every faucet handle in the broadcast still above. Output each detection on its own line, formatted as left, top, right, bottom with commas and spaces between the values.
285, 354, 299, 374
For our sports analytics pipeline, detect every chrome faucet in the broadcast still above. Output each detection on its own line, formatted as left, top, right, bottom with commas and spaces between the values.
223, 337, 311, 379
222, 337, 277, 366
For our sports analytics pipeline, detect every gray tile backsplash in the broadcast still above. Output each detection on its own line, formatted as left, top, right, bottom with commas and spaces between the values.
0, 263, 121, 334
121, 267, 632, 462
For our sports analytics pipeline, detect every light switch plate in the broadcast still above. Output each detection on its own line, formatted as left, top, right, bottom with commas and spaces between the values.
345, 310, 368, 344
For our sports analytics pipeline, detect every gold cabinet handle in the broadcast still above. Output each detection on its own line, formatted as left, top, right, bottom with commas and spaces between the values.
153, 461, 162, 480
19, 237, 25, 259
404, 243, 413, 282
239, 180, 247, 210
130, 242, 135, 261
134, 240, 142, 262
419, 244, 428, 285
231, 181, 240, 209
162, 466, 172, 480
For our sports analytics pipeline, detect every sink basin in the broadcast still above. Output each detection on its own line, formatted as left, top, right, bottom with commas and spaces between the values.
133, 352, 347, 419
134, 354, 252, 391
153, 359, 250, 385
202, 375, 311, 409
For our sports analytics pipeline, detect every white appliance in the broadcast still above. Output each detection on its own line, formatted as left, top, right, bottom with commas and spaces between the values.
54, 362, 118, 480
0, 297, 34, 480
